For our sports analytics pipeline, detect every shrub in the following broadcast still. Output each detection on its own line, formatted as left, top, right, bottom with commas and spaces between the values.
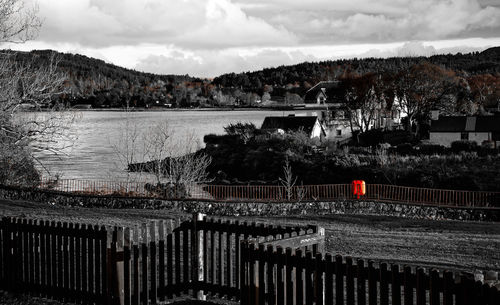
417, 144, 447, 155
395, 143, 414, 155
451, 140, 478, 153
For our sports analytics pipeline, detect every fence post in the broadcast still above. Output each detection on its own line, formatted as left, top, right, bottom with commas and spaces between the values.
194, 213, 206, 300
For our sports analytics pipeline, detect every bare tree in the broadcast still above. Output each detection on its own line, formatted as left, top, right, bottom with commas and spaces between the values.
0, 0, 73, 186
340, 72, 382, 135
396, 63, 458, 136
279, 155, 297, 201
141, 122, 212, 198
279, 154, 305, 201
109, 110, 145, 183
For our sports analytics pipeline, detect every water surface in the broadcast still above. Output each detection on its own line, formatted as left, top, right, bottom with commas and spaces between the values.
34, 110, 309, 180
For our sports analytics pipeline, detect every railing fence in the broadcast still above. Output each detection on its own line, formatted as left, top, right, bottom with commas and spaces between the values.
33, 177, 500, 208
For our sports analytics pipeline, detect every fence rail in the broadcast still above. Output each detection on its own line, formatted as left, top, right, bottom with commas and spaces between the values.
35, 177, 500, 208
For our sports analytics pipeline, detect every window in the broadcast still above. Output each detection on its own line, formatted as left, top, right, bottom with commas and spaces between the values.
461, 132, 468, 140
336, 129, 342, 136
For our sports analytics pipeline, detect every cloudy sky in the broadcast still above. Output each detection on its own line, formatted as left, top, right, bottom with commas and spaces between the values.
4, 0, 500, 77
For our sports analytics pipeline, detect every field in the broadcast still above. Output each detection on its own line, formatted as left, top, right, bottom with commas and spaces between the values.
1, 198, 499, 275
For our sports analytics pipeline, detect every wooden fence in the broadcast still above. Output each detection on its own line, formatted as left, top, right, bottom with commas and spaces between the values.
0, 215, 320, 305
34, 177, 500, 208
0, 217, 109, 304
113, 216, 320, 305
240, 242, 500, 305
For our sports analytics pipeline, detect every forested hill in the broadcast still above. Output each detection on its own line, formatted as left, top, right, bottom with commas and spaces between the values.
8, 49, 209, 108
213, 47, 500, 91
5, 47, 500, 109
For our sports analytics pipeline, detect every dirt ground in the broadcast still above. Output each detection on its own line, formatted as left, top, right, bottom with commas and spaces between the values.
1, 198, 499, 274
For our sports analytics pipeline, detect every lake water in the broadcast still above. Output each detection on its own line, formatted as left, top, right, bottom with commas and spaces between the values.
34, 110, 309, 180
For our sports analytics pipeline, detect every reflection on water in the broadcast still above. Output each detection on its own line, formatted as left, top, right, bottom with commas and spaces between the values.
33, 110, 306, 180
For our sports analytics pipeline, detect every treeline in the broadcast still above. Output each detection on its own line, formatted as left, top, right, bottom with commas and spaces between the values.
6, 47, 500, 109
9, 49, 215, 109
213, 47, 500, 95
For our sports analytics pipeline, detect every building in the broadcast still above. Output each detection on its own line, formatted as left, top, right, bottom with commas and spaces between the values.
261, 115, 326, 139
429, 116, 500, 147
303, 81, 342, 106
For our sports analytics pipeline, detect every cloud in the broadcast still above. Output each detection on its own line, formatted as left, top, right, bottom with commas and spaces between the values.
33, 0, 296, 48
241, 0, 500, 44
134, 48, 318, 77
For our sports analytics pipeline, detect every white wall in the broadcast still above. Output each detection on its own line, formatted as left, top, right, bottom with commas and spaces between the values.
311, 120, 323, 139
469, 132, 490, 144
429, 132, 490, 146
429, 132, 461, 146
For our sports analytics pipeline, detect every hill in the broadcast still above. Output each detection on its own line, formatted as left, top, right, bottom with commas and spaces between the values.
8, 49, 213, 109
5, 47, 500, 109
213, 47, 500, 97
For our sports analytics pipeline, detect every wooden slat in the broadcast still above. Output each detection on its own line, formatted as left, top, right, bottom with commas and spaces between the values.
346, 257, 355, 305
380, 263, 389, 305
124, 228, 131, 305
132, 242, 140, 305
258, 244, 266, 305
68, 223, 75, 302
158, 222, 165, 302
305, 251, 313, 305
141, 225, 148, 305
226, 220, 232, 289
80, 223, 87, 304
267, 245, 276, 305
368, 261, 377, 305
276, 247, 285, 305
285, 248, 293, 305
404, 266, 413, 305
336, 255, 344, 305
443, 271, 453, 305
166, 225, 173, 299
416, 268, 425, 305
357, 259, 366, 305
324, 254, 333, 305
391, 264, 401, 305
295, 249, 304, 305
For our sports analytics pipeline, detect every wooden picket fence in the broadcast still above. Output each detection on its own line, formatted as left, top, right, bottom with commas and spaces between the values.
35, 177, 500, 208
240, 241, 500, 305
1, 215, 499, 305
0, 217, 109, 304
0, 215, 320, 305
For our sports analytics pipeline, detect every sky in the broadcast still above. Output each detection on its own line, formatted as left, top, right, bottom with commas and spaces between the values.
4, 0, 500, 78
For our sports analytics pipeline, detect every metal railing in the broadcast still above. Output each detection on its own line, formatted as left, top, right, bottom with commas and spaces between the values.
32, 177, 500, 208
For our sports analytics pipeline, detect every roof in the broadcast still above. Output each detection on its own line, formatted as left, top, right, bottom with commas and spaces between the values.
430, 116, 500, 132
261, 116, 319, 135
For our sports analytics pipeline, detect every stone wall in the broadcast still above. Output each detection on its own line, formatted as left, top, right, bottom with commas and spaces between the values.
0, 185, 499, 221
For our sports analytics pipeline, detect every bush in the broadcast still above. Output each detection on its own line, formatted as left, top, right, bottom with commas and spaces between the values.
451, 140, 478, 153
395, 143, 414, 155
417, 144, 447, 155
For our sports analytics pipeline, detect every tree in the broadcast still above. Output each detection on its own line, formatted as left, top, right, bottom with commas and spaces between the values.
0, 0, 71, 186
395, 63, 458, 136
467, 74, 500, 114
340, 72, 382, 134
140, 122, 212, 198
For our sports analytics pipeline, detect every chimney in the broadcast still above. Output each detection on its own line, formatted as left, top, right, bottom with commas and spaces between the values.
430, 109, 440, 120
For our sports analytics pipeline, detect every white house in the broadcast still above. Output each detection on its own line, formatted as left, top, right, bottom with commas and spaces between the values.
429, 116, 500, 147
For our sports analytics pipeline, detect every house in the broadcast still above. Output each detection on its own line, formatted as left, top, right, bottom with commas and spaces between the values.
303, 81, 343, 106
261, 115, 326, 139
429, 116, 500, 147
